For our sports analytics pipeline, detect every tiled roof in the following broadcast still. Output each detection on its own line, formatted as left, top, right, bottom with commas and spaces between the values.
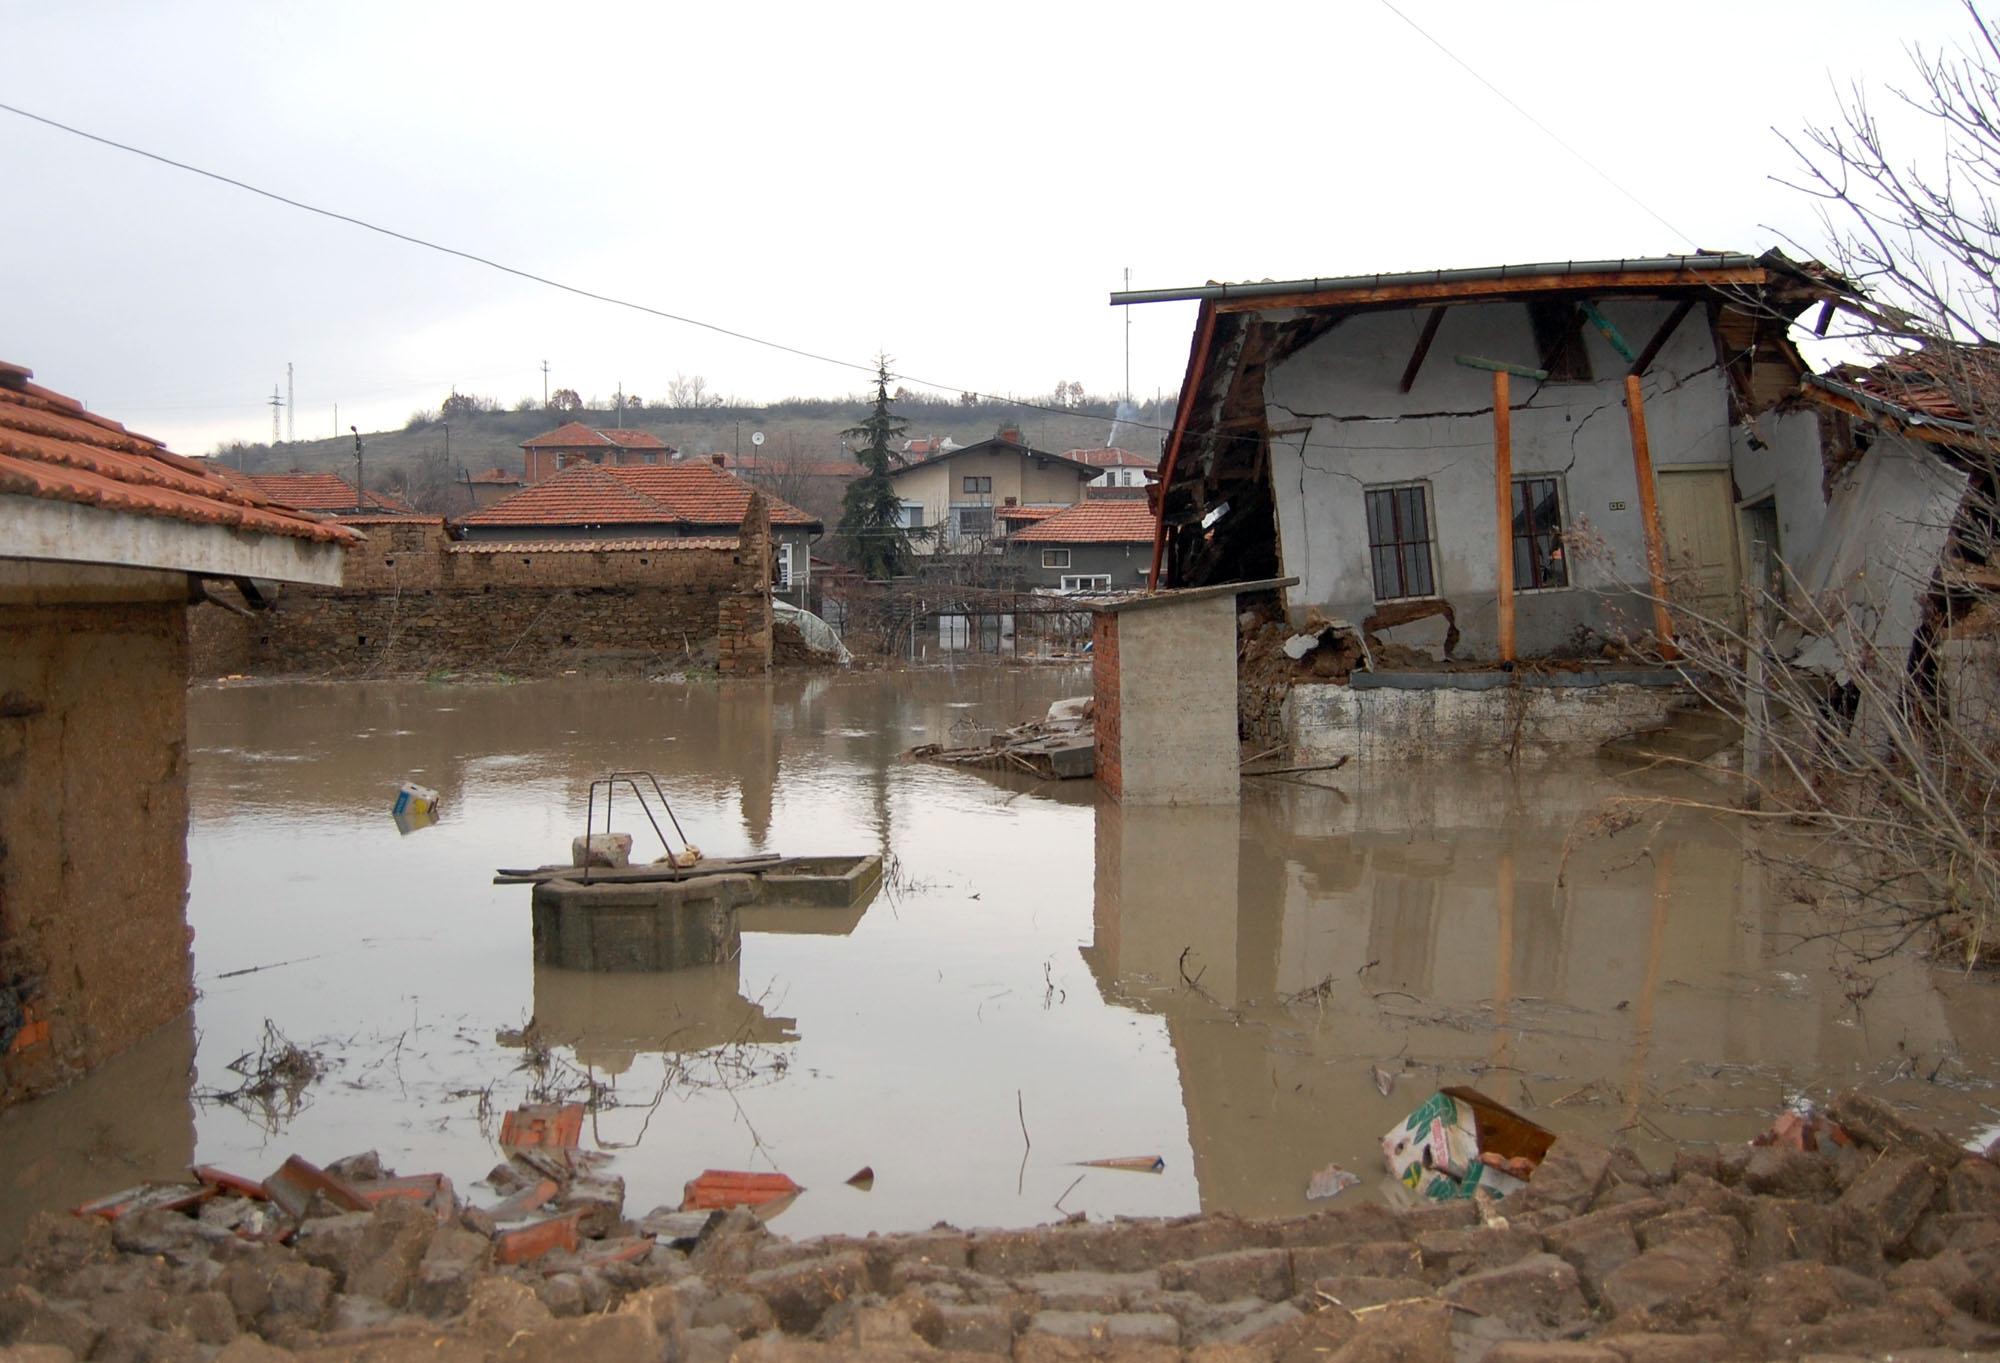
337, 514, 445, 527
717, 452, 862, 478
1820, 348, 2000, 426
457, 459, 818, 529
467, 467, 523, 484
447, 537, 738, 554
0, 361, 355, 546
997, 504, 1064, 522
521, 420, 670, 451
1065, 447, 1158, 469
240, 471, 416, 513
613, 463, 818, 526
1010, 499, 1158, 544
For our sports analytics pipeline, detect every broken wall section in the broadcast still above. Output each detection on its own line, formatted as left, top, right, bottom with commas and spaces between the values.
716, 494, 774, 677
0, 581, 195, 1109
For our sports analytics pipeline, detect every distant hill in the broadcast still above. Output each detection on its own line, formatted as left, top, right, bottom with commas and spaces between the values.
209, 394, 1176, 515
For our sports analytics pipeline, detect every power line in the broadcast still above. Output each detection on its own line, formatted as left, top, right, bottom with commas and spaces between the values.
1372, 0, 1694, 247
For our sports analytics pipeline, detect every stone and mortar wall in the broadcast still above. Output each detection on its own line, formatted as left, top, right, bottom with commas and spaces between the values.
1091, 610, 1123, 799
189, 519, 750, 677
0, 594, 194, 1110
717, 496, 773, 677
1284, 678, 1686, 765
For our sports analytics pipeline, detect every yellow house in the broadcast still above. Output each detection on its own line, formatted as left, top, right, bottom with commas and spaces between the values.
886, 432, 1098, 553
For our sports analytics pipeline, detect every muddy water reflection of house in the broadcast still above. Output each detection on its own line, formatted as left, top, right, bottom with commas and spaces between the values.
1089, 773, 2000, 1219
3, 672, 1994, 1252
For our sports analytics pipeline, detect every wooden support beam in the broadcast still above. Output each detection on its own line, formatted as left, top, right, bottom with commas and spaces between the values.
1457, 354, 1549, 381
1580, 303, 1636, 362
1400, 307, 1446, 393
1493, 370, 1515, 663
1627, 298, 1697, 378
1624, 374, 1678, 656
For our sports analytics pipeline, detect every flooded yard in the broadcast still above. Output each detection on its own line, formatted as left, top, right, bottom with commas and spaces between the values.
4, 667, 1997, 1247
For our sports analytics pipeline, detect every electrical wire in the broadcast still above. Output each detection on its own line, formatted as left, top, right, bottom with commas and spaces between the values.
1372, 0, 1695, 248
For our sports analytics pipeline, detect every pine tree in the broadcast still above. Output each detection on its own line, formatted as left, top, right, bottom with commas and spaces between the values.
837, 357, 917, 578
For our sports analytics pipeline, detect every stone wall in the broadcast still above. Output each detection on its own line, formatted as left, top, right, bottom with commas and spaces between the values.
189, 518, 752, 677
0, 586, 194, 1110
717, 495, 773, 677
1284, 674, 1688, 765
1091, 610, 1123, 799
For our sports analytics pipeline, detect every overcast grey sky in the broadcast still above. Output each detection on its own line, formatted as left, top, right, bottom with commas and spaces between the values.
0, 1, 1970, 454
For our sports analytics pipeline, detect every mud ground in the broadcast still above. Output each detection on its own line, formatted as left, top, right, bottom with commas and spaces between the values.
3, 1090, 1998, 1363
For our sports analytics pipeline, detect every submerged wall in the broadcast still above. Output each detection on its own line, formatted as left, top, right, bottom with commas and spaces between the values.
1284, 674, 1686, 765
1264, 298, 1743, 658
0, 566, 195, 1109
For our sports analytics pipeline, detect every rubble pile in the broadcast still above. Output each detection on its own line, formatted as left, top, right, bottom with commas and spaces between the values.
3, 1091, 1999, 1362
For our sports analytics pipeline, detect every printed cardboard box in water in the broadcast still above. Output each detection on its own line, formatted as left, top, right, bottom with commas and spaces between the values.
1383, 1086, 1555, 1200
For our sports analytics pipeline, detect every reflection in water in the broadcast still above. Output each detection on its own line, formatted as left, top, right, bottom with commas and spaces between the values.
0, 671, 1994, 1249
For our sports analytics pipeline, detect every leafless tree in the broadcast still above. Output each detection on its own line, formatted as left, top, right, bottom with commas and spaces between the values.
665, 373, 724, 409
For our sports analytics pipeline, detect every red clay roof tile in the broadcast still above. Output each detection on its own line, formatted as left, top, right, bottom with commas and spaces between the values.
458, 459, 818, 530
239, 471, 415, 514
0, 363, 355, 546
1009, 499, 1158, 544
520, 421, 670, 451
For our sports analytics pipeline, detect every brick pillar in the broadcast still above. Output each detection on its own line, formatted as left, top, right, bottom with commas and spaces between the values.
717, 493, 773, 676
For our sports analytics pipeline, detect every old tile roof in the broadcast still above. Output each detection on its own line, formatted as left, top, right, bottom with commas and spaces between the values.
888, 436, 1097, 476
1010, 499, 1158, 544
458, 459, 818, 529
520, 420, 671, 451
467, 467, 523, 484
0, 361, 356, 546
1064, 447, 1158, 469
447, 537, 738, 554
1818, 348, 2000, 428
997, 504, 1063, 522
237, 471, 416, 514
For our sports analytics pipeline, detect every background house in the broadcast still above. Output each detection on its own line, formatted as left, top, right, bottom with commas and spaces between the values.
1127, 252, 1842, 659
887, 430, 1097, 552
0, 360, 349, 1107
456, 457, 821, 606
1066, 447, 1158, 497
1006, 500, 1157, 592
461, 466, 525, 510
521, 421, 674, 483
205, 466, 416, 516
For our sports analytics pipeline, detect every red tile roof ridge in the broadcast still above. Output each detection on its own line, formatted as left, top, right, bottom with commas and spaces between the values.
458, 459, 678, 526
447, 536, 739, 554
521, 420, 670, 450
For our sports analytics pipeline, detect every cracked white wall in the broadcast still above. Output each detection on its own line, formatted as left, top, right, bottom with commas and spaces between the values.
1265, 298, 1742, 657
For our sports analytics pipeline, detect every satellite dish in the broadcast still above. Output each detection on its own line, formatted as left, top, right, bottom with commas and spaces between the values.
751, 431, 765, 446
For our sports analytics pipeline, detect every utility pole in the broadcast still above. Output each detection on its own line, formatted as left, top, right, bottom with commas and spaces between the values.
268, 385, 284, 446
616, 381, 624, 428
333, 404, 338, 438
286, 362, 294, 444
541, 359, 550, 409
1124, 267, 1132, 405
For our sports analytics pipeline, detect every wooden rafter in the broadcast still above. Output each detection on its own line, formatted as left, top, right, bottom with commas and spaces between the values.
1627, 298, 1697, 378
1400, 307, 1447, 393
1213, 266, 1769, 315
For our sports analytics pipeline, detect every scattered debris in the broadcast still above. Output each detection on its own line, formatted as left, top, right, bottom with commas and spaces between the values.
1306, 1164, 1360, 1200
680, 1169, 803, 1212
1753, 1107, 1854, 1152
908, 696, 1096, 781
391, 781, 439, 834
1383, 1087, 1554, 1200
499, 1102, 585, 1153
1075, 1155, 1166, 1173
572, 832, 633, 869
264, 1154, 369, 1220
845, 1167, 875, 1191
195, 1019, 326, 1127
1371, 1063, 1398, 1098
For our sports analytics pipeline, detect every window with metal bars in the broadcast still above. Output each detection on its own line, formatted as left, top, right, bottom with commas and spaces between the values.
1511, 476, 1569, 590
1364, 483, 1436, 600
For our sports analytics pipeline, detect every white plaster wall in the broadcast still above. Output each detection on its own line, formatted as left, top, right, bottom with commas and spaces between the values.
1117, 594, 1240, 804
1730, 407, 1827, 573
1283, 681, 1685, 765
1265, 298, 1735, 657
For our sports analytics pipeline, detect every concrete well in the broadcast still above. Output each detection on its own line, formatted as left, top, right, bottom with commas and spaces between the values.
531, 874, 757, 971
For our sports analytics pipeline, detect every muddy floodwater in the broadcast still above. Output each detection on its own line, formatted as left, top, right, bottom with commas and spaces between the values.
5, 668, 1998, 1248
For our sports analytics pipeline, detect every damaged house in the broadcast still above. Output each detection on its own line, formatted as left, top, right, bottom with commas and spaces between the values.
1117, 253, 1854, 760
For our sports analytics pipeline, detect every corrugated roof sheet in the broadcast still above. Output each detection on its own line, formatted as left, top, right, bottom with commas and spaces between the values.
1010, 500, 1157, 544
520, 420, 670, 450
0, 362, 355, 547
458, 459, 818, 529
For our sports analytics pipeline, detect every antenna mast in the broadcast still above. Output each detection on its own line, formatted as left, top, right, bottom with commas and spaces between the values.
268, 385, 284, 445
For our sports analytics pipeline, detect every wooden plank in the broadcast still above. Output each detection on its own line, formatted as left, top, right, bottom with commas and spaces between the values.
1400, 307, 1447, 393
1494, 371, 1516, 663
1458, 354, 1548, 381
1624, 375, 1679, 656
1211, 267, 1770, 315
1149, 301, 1217, 590
1627, 298, 1697, 377
1580, 303, 1636, 362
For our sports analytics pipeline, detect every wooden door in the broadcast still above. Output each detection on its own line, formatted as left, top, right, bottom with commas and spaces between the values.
1656, 469, 1740, 629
